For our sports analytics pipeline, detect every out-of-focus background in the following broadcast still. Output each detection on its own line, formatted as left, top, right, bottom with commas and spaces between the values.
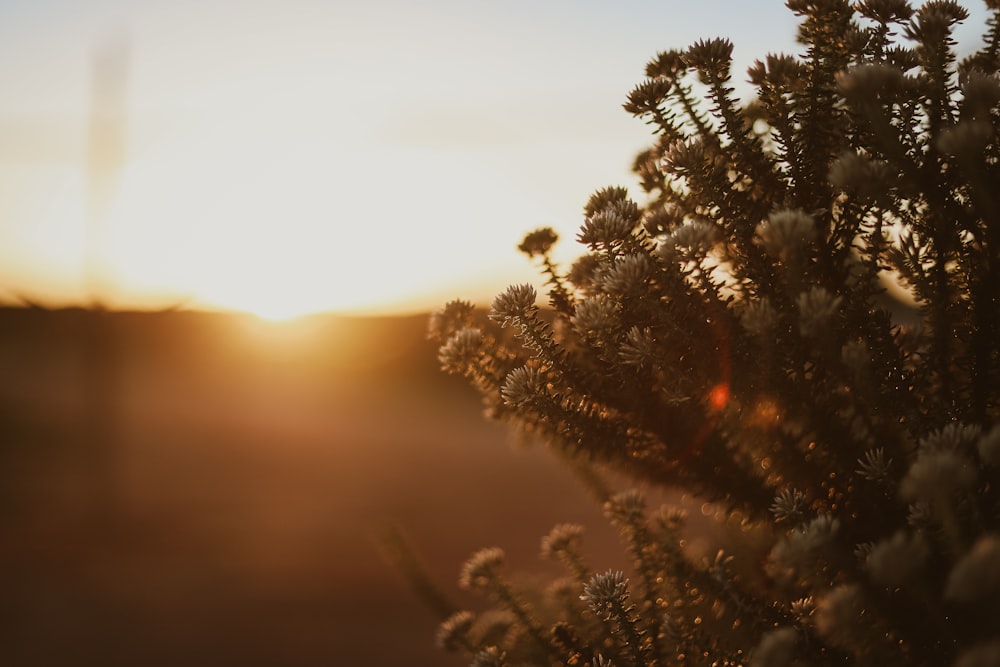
0, 1, 992, 665
0, 306, 630, 666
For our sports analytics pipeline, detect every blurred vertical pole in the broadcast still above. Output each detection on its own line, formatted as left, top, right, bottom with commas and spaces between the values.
83, 31, 128, 523
86, 31, 128, 300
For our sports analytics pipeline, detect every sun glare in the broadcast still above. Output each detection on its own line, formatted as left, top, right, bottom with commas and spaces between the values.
84, 97, 560, 319
95, 121, 392, 317
239, 298, 318, 323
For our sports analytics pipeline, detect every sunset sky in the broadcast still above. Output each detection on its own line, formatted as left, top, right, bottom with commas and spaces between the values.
0, 1, 990, 318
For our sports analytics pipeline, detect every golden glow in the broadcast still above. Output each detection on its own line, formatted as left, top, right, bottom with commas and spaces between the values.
239, 297, 323, 323
94, 114, 552, 318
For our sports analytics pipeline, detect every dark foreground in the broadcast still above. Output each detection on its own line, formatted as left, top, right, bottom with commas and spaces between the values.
0, 307, 626, 667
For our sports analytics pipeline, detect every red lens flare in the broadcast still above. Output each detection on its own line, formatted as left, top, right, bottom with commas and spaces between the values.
708, 383, 730, 411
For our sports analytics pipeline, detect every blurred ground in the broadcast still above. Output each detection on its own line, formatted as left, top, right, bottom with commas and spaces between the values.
0, 307, 628, 667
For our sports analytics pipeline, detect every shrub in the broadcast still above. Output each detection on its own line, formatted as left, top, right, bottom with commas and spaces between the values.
428, 1, 1000, 665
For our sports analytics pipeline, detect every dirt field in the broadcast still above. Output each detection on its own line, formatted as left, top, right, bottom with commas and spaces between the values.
0, 307, 632, 666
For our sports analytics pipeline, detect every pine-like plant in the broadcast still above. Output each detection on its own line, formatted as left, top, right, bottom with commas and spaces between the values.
427, 1, 1000, 665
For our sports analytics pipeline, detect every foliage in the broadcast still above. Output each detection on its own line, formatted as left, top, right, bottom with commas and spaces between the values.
427, 1, 1000, 665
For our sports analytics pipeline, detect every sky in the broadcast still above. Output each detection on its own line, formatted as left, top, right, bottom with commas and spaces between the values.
0, 1, 991, 318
